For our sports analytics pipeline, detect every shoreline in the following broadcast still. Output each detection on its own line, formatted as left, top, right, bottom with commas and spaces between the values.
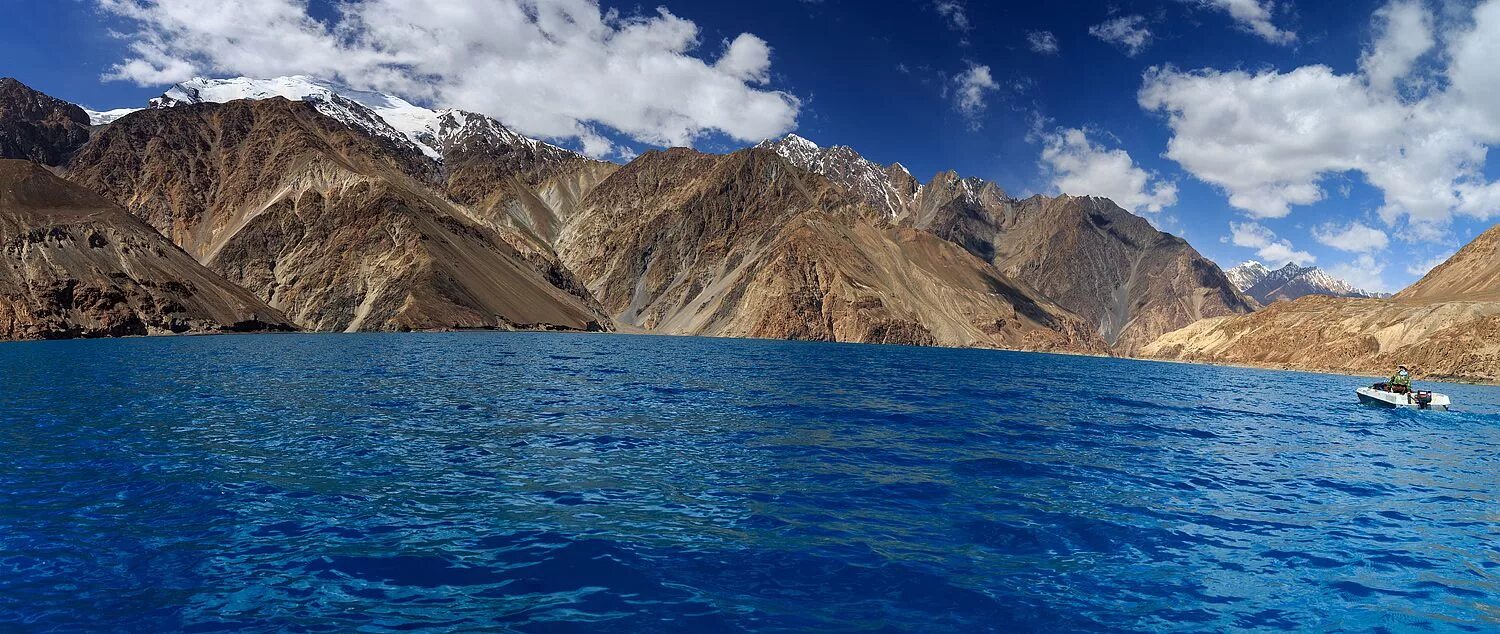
3, 327, 1497, 388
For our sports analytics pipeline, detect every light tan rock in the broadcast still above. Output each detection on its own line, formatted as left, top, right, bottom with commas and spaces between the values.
556, 147, 1106, 352
0, 159, 291, 340
1143, 223, 1500, 383
65, 98, 610, 333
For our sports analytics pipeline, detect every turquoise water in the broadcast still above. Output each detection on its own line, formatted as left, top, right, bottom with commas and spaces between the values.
0, 332, 1497, 631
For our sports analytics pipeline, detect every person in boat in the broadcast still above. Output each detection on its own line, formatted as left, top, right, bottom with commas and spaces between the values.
1387, 365, 1413, 394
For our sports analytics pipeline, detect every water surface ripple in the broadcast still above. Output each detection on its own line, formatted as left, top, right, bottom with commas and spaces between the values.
1, 333, 1497, 631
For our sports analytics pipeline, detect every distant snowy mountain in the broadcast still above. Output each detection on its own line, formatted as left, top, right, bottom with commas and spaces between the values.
1226, 261, 1379, 304
1225, 260, 1271, 291
144, 76, 578, 164
84, 107, 140, 126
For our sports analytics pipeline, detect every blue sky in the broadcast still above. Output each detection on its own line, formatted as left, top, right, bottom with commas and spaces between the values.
4, 0, 1499, 291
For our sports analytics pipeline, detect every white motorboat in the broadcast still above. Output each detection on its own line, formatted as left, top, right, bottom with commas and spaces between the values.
1356, 383, 1451, 411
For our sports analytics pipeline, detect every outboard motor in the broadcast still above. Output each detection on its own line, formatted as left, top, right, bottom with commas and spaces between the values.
1414, 391, 1434, 410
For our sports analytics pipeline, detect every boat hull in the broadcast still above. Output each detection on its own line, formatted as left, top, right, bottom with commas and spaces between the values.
1356, 387, 1451, 411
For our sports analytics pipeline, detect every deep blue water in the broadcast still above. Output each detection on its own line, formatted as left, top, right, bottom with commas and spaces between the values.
0, 333, 1497, 632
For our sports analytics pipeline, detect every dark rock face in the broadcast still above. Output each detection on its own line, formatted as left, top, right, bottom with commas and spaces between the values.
0, 78, 92, 166
0, 159, 292, 340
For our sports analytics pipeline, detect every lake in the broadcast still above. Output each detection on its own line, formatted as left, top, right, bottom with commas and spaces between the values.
1, 332, 1496, 631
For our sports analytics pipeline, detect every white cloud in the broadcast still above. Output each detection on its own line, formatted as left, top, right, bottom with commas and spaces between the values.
1313, 221, 1390, 253
1182, 0, 1296, 45
1041, 128, 1179, 213
96, 0, 800, 157
1360, 0, 1434, 94
953, 63, 999, 128
933, 1, 970, 33
1027, 31, 1059, 55
1405, 252, 1453, 277
1228, 221, 1315, 266
1139, 0, 1500, 239
1090, 15, 1152, 57
1328, 254, 1390, 293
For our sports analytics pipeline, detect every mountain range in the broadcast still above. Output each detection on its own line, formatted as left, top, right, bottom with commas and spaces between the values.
1225, 261, 1383, 304
0, 75, 1254, 351
1147, 226, 1500, 383
9, 73, 1494, 382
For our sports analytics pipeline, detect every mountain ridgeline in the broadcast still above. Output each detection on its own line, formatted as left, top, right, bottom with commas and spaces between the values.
1, 75, 1253, 355
1146, 224, 1500, 383
758, 135, 1257, 353
1226, 261, 1380, 304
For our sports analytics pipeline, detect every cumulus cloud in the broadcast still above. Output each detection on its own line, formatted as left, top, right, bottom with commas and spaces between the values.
1313, 221, 1390, 253
1182, 0, 1296, 45
1041, 128, 1179, 213
1229, 221, 1315, 266
96, 0, 800, 157
1027, 31, 1060, 55
1090, 15, 1152, 57
1328, 254, 1390, 293
1140, 0, 1500, 239
1360, 0, 1434, 94
952, 64, 999, 128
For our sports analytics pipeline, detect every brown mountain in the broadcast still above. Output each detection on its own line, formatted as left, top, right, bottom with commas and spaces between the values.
554, 147, 1105, 351
1144, 223, 1500, 383
65, 97, 610, 333
0, 78, 92, 166
938, 195, 1256, 354
760, 135, 1255, 353
0, 159, 290, 340
430, 112, 621, 247
1396, 224, 1500, 302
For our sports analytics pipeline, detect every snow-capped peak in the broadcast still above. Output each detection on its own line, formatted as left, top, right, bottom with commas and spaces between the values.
780, 133, 820, 151
84, 107, 141, 126
146, 76, 576, 164
1230, 260, 1377, 302
758, 134, 917, 218
1225, 260, 1272, 291
151, 76, 443, 160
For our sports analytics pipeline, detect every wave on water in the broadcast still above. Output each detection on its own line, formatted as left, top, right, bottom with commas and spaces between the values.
0, 333, 1496, 631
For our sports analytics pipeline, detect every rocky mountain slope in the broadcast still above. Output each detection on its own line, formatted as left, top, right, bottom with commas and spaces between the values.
2, 75, 1238, 354
146, 76, 615, 249
1226, 261, 1374, 304
758, 135, 1254, 353
0, 78, 92, 166
555, 147, 1106, 351
0, 159, 290, 340
1144, 223, 1500, 383
65, 97, 610, 333
1395, 226, 1500, 302
757, 134, 919, 218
